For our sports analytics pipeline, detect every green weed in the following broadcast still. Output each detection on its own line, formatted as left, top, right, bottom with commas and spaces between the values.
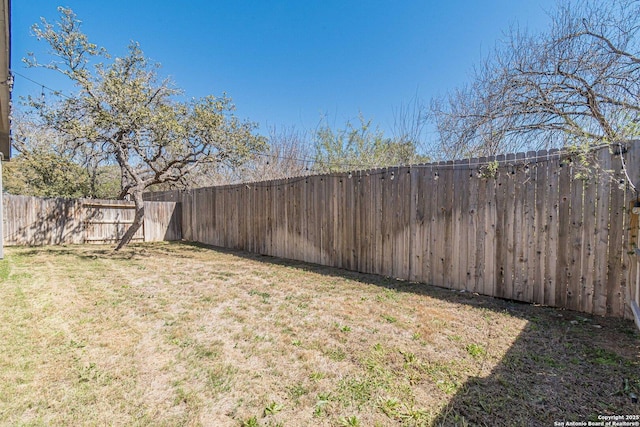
400, 350, 417, 365
465, 343, 486, 359
310, 371, 326, 381
587, 348, 624, 366
336, 323, 352, 332
249, 289, 271, 303
313, 393, 331, 417
398, 404, 430, 423
379, 397, 400, 417
338, 415, 361, 426
325, 348, 347, 361
264, 401, 284, 416
240, 416, 258, 427
336, 376, 383, 407
288, 382, 309, 402
375, 289, 399, 303
381, 314, 397, 323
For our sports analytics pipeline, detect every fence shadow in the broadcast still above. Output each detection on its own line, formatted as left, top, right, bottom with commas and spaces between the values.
4, 197, 95, 245
431, 316, 640, 425
12, 246, 141, 261
4, 195, 181, 245
162, 203, 182, 241
147, 143, 640, 320
175, 241, 640, 425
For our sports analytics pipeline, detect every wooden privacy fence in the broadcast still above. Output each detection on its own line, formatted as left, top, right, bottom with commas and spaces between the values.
3, 195, 182, 245
146, 143, 640, 319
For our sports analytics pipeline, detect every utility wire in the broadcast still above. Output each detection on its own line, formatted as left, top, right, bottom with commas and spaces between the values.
11, 69, 73, 100
11, 71, 424, 171
248, 143, 610, 175
246, 149, 383, 171
10, 70, 628, 188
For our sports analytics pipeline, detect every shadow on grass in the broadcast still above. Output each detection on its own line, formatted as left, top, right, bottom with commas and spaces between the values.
11, 246, 137, 261
10, 240, 638, 424
172, 241, 640, 425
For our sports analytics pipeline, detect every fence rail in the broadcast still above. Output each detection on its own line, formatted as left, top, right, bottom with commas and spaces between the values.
146, 143, 640, 319
3, 195, 181, 245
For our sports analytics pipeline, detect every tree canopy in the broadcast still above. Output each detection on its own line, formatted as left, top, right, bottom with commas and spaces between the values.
24, 7, 265, 249
5, 113, 121, 198
313, 114, 428, 173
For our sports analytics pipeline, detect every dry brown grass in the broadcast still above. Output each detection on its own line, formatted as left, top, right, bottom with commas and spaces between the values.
0, 242, 638, 426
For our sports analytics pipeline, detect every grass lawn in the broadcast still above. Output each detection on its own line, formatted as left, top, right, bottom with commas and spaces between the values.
0, 242, 638, 426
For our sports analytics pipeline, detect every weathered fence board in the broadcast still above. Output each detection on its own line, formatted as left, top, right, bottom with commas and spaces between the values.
581, 174, 597, 313
4, 195, 181, 245
546, 151, 561, 307
534, 152, 547, 305
145, 143, 640, 319
607, 154, 626, 317
143, 200, 182, 242
494, 154, 507, 300
524, 151, 538, 303
483, 158, 497, 298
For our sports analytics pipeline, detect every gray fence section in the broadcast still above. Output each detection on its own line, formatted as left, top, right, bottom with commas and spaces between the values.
3, 195, 181, 245
146, 144, 640, 319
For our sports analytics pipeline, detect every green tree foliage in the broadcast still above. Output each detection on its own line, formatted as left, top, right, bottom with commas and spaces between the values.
25, 7, 265, 249
4, 153, 122, 199
3, 152, 90, 198
6, 113, 121, 198
313, 114, 427, 173
175, 126, 313, 186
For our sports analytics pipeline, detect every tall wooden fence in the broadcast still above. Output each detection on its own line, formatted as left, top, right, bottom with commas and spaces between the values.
145, 144, 640, 319
3, 195, 182, 245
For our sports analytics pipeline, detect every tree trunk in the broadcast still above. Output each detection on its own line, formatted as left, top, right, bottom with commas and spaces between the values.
119, 149, 131, 201
115, 189, 145, 250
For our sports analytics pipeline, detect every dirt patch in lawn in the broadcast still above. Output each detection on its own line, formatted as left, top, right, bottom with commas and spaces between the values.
0, 242, 637, 426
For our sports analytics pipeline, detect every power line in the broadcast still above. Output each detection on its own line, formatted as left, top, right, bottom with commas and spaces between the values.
10, 72, 431, 170
9, 70, 620, 183
247, 145, 571, 175
246, 149, 386, 171
227, 143, 624, 190
9, 71, 433, 171
10, 69, 73, 100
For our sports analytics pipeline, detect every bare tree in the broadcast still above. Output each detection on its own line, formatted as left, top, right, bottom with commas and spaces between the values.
430, 0, 640, 159
210, 126, 313, 184
391, 95, 431, 159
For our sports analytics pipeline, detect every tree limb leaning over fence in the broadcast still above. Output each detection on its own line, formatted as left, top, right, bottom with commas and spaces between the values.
23, 7, 265, 250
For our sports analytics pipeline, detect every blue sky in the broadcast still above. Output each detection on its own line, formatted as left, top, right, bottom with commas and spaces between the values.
12, 0, 557, 141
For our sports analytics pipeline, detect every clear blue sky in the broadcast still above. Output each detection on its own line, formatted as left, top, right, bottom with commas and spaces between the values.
11, 0, 557, 141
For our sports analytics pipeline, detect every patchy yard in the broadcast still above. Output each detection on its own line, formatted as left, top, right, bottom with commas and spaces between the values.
0, 242, 638, 426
